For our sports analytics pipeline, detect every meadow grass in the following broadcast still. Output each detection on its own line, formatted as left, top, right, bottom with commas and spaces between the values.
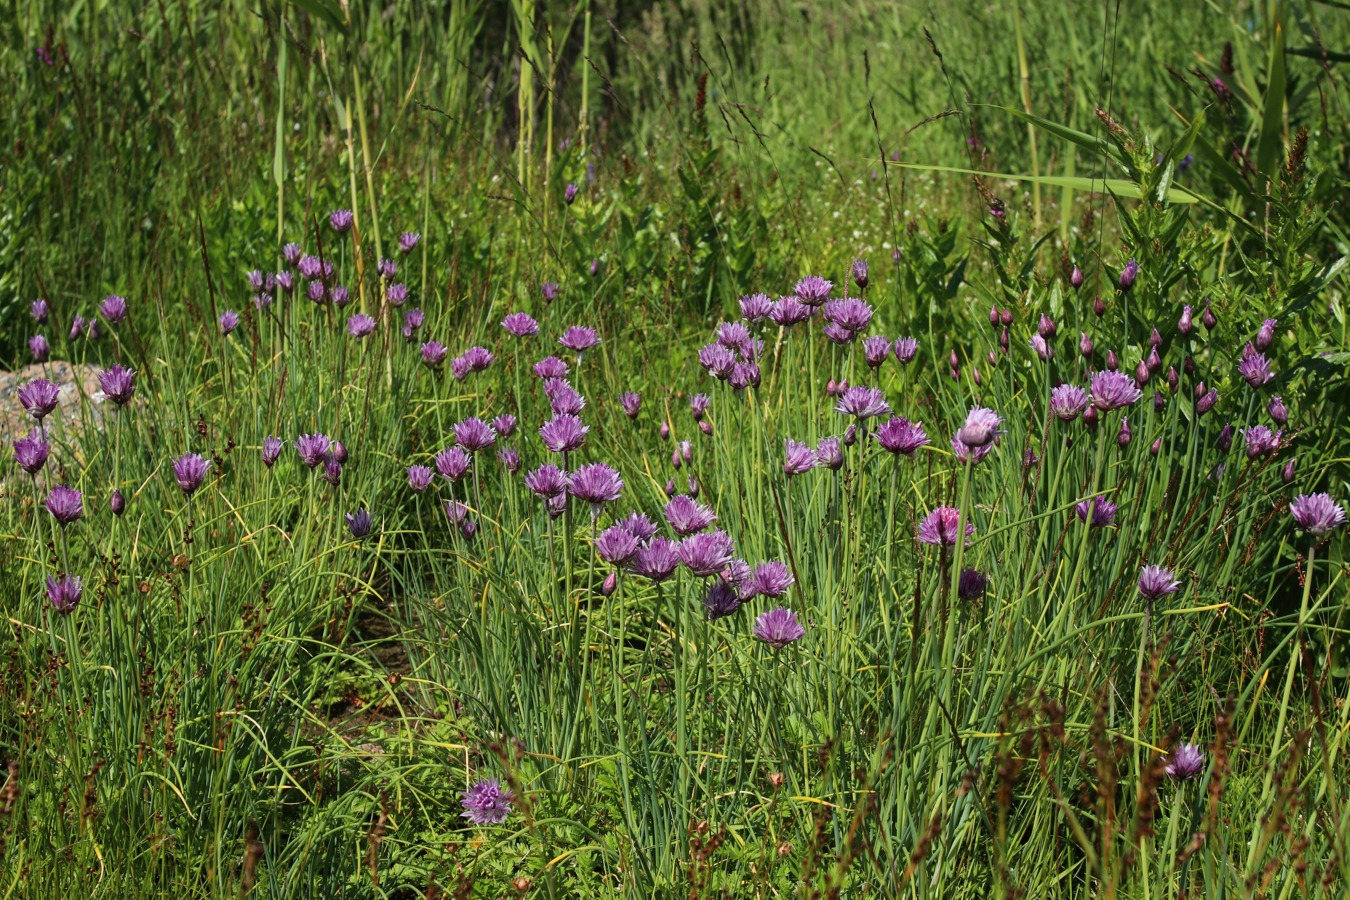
2, 1, 1349, 897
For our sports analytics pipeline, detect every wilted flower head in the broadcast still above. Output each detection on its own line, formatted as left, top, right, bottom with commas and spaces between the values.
502, 312, 540, 337
753, 607, 806, 648
1164, 744, 1205, 781
1238, 349, 1273, 388
46, 574, 83, 614
793, 275, 832, 306
753, 561, 795, 598
834, 385, 891, 419
1090, 370, 1143, 410
100, 294, 128, 324
1075, 497, 1118, 528
295, 433, 331, 469
698, 343, 737, 379
540, 414, 588, 453
173, 453, 211, 496
874, 417, 930, 456
347, 314, 376, 338
461, 778, 512, 825
435, 446, 473, 481
1242, 425, 1281, 459
665, 495, 717, 536
1138, 565, 1182, 602
98, 365, 137, 407
19, 379, 61, 420
740, 293, 774, 322
595, 524, 640, 565
679, 530, 735, 577
768, 296, 812, 326
329, 208, 354, 233
46, 485, 83, 525
893, 336, 918, 364
568, 462, 624, 507
346, 509, 372, 538
621, 391, 642, 418
784, 439, 816, 476
863, 335, 891, 367
1289, 493, 1346, 536
917, 506, 974, 547
631, 535, 681, 582
1050, 384, 1089, 421
12, 431, 49, 475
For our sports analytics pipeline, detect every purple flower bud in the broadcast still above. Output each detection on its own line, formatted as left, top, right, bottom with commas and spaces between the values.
1117, 416, 1132, 448
589, 258, 600, 277
346, 509, 373, 538
1267, 395, 1288, 426
376, 257, 397, 279
1166, 367, 1179, 393
1118, 258, 1139, 291
1038, 314, 1057, 339
1178, 305, 1193, 335
1070, 265, 1084, 289
659, 421, 670, 440
69, 314, 86, 340
1255, 318, 1277, 352
852, 258, 869, 289
1079, 332, 1094, 358
498, 447, 521, 474
1083, 406, 1099, 429
1106, 350, 1119, 371
1154, 390, 1166, 412
108, 488, 126, 516
1282, 458, 1296, 483
1197, 389, 1220, 416
665, 478, 677, 497
1030, 334, 1051, 361
1147, 346, 1161, 374
599, 571, 618, 596
1093, 295, 1107, 317
1135, 359, 1150, 386
698, 419, 713, 435
988, 306, 1000, 326
999, 308, 1014, 327
398, 231, 420, 254
1150, 437, 1162, 456
1201, 300, 1217, 330
564, 183, 579, 205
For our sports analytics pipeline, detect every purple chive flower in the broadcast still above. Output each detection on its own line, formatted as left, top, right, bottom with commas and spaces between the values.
617, 512, 659, 544
498, 447, 521, 474
544, 382, 585, 417
295, 433, 332, 469
454, 418, 497, 453
1029, 335, 1052, 362
460, 778, 512, 825
768, 296, 812, 326
19, 379, 61, 421
1075, 497, 1118, 528
541, 282, 560, 303
219, 310, 240, 335
450, 358, 471, 382
28, 334, 50, 362
402, 308, 425, 340
435, 447, 473, 481
98, 365, 137, 407
46, 574, 83, 614
1267, 396, 1288, 426
754, 607, 806, 648
253, 292, 274, 311
329, 209, 354, 233
385, 283, 409, 306
729, 362, 761, 391
822, 298, 873, 333
333, 287, 352, 308
1242, 426, 1281, 459
1289, 493, 1346, 536
703, 581, 743, 620
1255, 318, 1277, 352
863, 335, 891, 367
13, 432, 50, 475
893, 336, 918, 364
1050, 384, 1089, 421
1090, 370, 1143, 410
595, 525, 640, 565
917, 507, 974, 547
100, 294, 128, 324
173, 453, 211, 496
664, 495, 717, 536
1164, 744, 1205, 781
69, 314, 86, 340
347, 314, 376, 338
398, 231, 420, 254
631, 535, 681, 582
690, 394, 710, 421
87, 320, 103, 339
956, 406, 1002, 448
621, 391, 642, 419
463, 346, 495, 372
539, 414, 589, 454
793, 275, 832, 306
784, 439, 816, 476
491, 415, 517, 438
679, 530, 735, 577
874, 417, 930, 456
45, 485, 83, 525
31, 299, 50, 323
834, 385, 891, 419
1238, 349, 1273, 388
502, 312, 540, 337
717, 321, 751, 350
815, 436, 843, 470
258, 436, 284, 468
306, 282, 327, 304
822, 321, 856, 345
346, 509, 373, 538
753, 561, 795, 598
376, 258, 397, 279
951, 436, 993, 465
444, 500, 470, 525
852, 258, 869, 289
564, 182, 579, 204
533, 357, 569, 380
1138, 565, 1181, 602
1217, 424, 1234, 453
524, 463, 569, 498
407, 464, 434, 492
698, 343, 737, 379
957, 568, 988, 600
421, 341, 448, 368
568, 462, 624, 508
282, 243, 303, 266
1118, 258, 1139, 291
740, 293, 774, 322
